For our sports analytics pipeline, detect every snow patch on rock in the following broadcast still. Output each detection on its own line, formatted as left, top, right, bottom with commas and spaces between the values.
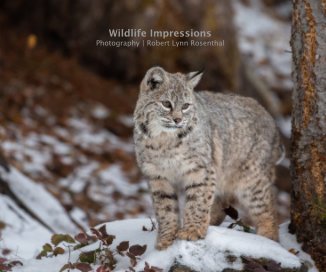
15, 219, 303, 272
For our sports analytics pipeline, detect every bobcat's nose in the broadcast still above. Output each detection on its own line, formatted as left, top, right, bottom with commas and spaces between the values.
173, 118, 182, 124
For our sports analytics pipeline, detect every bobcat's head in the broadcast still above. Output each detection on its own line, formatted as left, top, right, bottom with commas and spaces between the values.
137, 66, 202, 135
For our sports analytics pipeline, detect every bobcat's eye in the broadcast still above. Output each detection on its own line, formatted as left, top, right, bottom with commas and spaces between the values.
161, 101, 172, 110
182, 103, 190, 110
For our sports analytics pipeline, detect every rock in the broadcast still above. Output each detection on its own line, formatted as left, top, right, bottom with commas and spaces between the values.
169, 262, 197, 272
14, 219, 306, 272
169, 258, 308, 272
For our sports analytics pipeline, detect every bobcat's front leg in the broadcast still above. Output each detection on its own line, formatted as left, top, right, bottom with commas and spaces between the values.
178, 167, 216, 241
149, 178, 179, 250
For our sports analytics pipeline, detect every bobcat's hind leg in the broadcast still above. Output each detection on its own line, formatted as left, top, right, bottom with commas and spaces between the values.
239, 174, 278, 241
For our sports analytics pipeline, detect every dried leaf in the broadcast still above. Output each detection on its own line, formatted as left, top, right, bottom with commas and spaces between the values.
43, 243, 53, 252
99, 225, 108, 238
103, 249, 116, 269
36, 250, 47, 259
117, 241, 129, 252
79, 250, 97, 263
129, 244, 147, 256
103, 234, 115, 246
59, 263, 74, 272
75, 232, 90, 244
37, 243, 54, 259
91, 228, 101, 239
2, 249, 11, 256
96, 265, 112, 272
60, 262, 92, 272
0, 264, 10, 271
75, 262, 92, 272
126, 252, 137, 267
91, 226, 115, 245
51, 234, 75, 246
53, 247, 65, 256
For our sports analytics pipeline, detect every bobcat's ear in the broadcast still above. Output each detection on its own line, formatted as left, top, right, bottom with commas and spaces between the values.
143, 66, 165, 90
186, 70, 204, 89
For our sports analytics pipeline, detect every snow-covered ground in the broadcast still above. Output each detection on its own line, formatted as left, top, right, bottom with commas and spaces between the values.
0, 166, 77, 234
0, 166, 317, 271
0, 163, 317, 272
0, 102, 152, 227
0, 101, 151, 269
8, 218, 317, 272
279, 223, 318, 272
0, 1, 318, 271
234, 0, 292, 91
0, 195, 52, 260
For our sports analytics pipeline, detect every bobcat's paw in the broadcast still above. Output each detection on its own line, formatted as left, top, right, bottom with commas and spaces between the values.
257, 226, 279, 241
177, 226, 207, 241
156, 237, 174, 250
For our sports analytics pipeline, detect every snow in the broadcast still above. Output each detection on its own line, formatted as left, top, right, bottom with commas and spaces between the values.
136, 224, 301, 272
280, 157, 290, 168
234, 0, 292, 91
0, 166, 78, 234
39, 134, 71, 155
70, 207, 89, 230
67, 117, 134, 153
119, 115, 134, 127
91, 104, 110, 119
277, 191, 291, 220
277, 116, 292, 138
0, 4, 317, 269
0, 107, 150, 225
59, 162, 99, 193
279, 222, 318, 272
14, 218, 306, 272
99, 164, 144, 195
0, 195, 52, 259
2, 136, 52, 177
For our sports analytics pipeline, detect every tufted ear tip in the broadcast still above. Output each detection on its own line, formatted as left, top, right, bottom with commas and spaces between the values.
186, 69, 204, 89
143, 66, 166, 90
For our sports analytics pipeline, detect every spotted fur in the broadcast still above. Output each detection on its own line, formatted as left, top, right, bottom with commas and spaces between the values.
134, 67, 281, 250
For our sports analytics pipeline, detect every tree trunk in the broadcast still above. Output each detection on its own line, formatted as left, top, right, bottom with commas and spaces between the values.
290, 0, 326, 270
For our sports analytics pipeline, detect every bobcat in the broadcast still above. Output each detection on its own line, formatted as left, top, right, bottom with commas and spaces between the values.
133, 66, 281, 250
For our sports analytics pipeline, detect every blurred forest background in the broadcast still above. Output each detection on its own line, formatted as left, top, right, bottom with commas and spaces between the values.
0, 0, 295, 256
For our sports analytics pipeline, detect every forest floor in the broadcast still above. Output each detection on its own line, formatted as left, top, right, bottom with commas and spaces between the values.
0, 1, 319, 271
